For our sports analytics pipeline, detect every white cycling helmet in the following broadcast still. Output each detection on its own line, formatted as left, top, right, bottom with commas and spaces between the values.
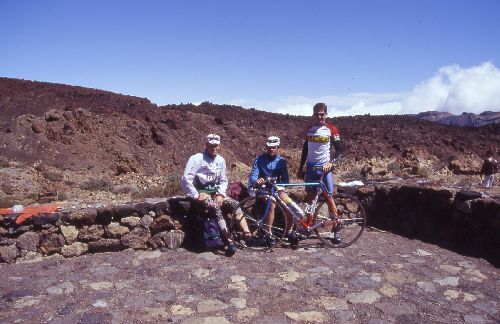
206, 134, 221, 145
266, 136, 280, 147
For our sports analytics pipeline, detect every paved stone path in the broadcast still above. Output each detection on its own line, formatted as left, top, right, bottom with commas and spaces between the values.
1, 229, 498, 323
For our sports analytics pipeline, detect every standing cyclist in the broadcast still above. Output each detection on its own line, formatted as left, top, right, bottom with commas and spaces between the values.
296, 103, 345, 243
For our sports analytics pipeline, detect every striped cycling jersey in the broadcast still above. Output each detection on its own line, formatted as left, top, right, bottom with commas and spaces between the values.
305, 122, 340, 164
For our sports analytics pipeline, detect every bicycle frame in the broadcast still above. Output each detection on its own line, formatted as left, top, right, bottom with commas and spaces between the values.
254, 172, 338, 235
234, 167, 367, 250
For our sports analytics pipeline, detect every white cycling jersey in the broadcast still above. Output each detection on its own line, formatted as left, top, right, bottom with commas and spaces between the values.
181, 151, 228, 198
305, 122, 341, 164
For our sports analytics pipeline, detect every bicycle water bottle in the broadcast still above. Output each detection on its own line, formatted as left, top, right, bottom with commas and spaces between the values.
283, 196, 304, 220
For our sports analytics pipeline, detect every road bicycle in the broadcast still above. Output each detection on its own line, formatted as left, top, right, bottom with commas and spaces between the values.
229, 167, 367, 251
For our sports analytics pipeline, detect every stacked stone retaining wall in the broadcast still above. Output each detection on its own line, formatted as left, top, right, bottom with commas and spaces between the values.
1, 187, 499, 266
0, 197, 201, 263
353, 185, 500, 267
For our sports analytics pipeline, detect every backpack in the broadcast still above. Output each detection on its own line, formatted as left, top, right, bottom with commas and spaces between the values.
227, 181, 249, 201
199, 216, 224, 250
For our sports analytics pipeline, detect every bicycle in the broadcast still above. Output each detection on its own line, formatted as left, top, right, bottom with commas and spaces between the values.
229, 167, 367, 251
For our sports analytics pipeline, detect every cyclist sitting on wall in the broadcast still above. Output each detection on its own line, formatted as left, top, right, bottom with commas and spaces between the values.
296, 102, 345, 243
248, 136, 294, 235
181, 134, 249, 255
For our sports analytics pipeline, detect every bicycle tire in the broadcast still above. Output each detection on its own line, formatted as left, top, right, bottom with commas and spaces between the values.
312, 193, 366, 248
230, 195, 288, 251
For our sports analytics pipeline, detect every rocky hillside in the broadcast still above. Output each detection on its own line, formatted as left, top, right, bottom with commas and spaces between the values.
0, 77, 499, 204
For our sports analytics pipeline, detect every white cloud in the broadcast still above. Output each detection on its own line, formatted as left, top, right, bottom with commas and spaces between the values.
401, 62, 500, 114
230, 62, 500, 116
230, 93, 407, 117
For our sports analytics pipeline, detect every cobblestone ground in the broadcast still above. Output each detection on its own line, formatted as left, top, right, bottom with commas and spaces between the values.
1, 229, 498, 323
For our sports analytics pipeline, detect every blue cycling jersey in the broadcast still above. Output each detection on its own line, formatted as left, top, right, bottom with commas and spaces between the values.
248, 154, 289, 187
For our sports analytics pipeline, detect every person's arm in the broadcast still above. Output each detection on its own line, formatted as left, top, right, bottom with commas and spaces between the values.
327, 124, 344, 163
280, 159, 290, 184
331, 139, 345, 162
248, 157, 260, 187
181, 155, 201, 199
217, 158, 228, 197
297, 140, 308, 177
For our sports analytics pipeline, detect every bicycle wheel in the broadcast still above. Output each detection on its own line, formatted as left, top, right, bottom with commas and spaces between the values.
312, 193, 366, 248
230, 195, 288, 251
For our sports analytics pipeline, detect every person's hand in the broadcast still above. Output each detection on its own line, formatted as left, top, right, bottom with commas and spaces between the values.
215, 194, 224, 207
197, 192, 211, 201
256, 178, 265, 185
322, 162, 333, 172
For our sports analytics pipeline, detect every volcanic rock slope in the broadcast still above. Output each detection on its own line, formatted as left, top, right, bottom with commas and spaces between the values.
0, 77, 499, 181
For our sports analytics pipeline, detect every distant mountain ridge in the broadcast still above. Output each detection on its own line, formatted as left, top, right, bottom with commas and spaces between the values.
416, 111, 500, 127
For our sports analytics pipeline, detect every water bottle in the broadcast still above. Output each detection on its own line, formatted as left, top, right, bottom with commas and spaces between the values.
283, 196, 304, 220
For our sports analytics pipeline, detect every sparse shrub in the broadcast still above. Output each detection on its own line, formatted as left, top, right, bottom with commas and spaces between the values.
0, 157, 10, 168
340, 168, 363, 181
26, 193, 39, 201
386, 160, 402, 175
0, 195, 38, 208
42, 171, 64, 182
417, 166, 432, 177
131, 174, 182, 199
57, 192, 68, 201
79, 178, 112, 191
427, 146, 450, 161
0, 196, 18, 208
112, 184, 140, 195
164, 174, 182, 196
131, 187, 166, 199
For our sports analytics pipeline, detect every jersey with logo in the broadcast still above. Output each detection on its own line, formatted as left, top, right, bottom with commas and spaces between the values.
305, 122, 340, 164
181, 151, 228, 198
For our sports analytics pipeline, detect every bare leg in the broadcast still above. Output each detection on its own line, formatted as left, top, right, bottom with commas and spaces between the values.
234, 212, 251, 237
277, 192, 293, 234
265, 202, 276, 233
323, 192, 338, 217
306, 191, 338, 217
305, 191, 316, 204
221, 197, 251, 237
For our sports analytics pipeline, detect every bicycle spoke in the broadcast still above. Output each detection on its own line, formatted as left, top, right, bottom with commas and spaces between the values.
230, 196, 288, 251
312, 193, 366, 248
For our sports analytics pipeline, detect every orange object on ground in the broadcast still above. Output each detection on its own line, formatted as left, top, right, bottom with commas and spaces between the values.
0, 203, 60, 224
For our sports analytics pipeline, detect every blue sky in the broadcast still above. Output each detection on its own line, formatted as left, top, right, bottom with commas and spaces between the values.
1, 0, 500, 116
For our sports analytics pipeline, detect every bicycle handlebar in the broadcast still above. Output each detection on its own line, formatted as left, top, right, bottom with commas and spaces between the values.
253, 165, 335, 192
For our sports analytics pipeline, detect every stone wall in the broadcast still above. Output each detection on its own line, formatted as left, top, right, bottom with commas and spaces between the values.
1, 187, 499, 266
353, 185, 500, 267
0, 197, 201, 263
